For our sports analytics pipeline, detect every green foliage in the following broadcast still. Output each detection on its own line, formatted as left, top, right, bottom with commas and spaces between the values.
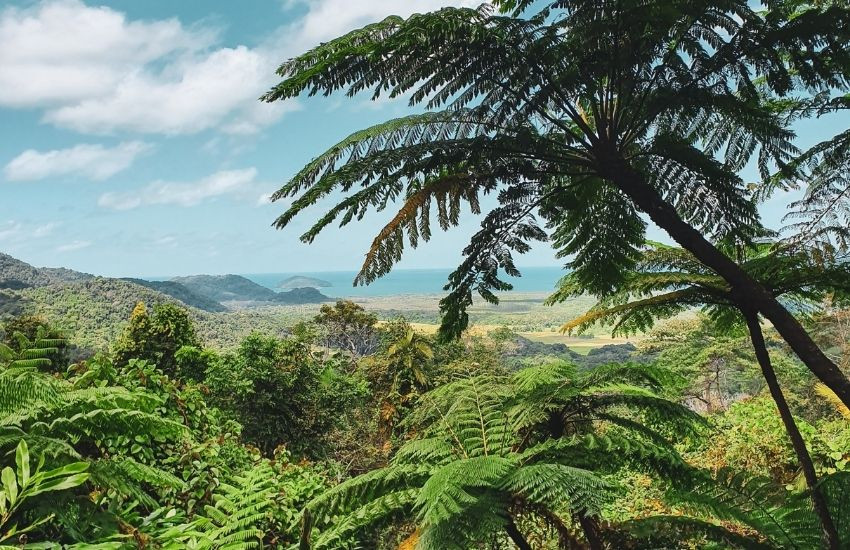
641, 318, 764, 412
206, 332, 363, 457
0, 316, 69, 373
303, 362, 692, 548
0, 440, 89, 546
174, 345, 219, 383
313, 300, 379, 358
384, 324, 434, 388
629, 470, 850, 549
114, 302, 200, 377
189, 463, 277, 549
263, 0, 850, 341
691, 396, 832, 485
510, 360, 703, 448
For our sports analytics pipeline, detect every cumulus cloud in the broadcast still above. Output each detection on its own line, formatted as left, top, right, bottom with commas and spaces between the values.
0, 0, 213, 108
98, 168, 259, 210
44, 47, 296, 135
0, 1, 285, 135
0, 0, 473, 136
56, 240, 92, 252
4, 141, 151, 181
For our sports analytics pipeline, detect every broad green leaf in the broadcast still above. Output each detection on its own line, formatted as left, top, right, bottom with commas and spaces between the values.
1, 467, 17, 507
38, 461, 88, 482
15, 441, 29, 488
29, 472, 89, 497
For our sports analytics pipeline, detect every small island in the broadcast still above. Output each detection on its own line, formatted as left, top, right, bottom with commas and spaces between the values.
278, 275, 332, 289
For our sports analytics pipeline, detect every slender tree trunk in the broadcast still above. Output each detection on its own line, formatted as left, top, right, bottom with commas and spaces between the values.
609, 163, 850, 409
745, 313, 840, 550
505, 516, 533, 550
576, 512, 603, 550
299, 509, 313, 550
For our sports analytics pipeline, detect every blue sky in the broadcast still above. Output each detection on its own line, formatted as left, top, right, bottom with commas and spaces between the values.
0, 0, 835, 278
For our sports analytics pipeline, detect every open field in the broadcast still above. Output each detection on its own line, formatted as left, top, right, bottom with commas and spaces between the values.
406, 321, 641, 354
347, 291, 599, 332
229, 291, 631, 353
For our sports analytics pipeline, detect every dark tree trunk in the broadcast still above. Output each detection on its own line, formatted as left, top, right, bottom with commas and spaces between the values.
299, 509, 313, 550
576, 512, 603, 550
745, 313, 840, 550
610, 163, 850, 409
506, 516, 534, 550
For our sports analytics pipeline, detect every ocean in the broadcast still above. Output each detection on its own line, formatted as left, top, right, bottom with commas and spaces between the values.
244, 266, 566, 297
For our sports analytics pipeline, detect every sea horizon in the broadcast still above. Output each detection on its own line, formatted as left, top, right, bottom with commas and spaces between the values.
244, 266, 567, 297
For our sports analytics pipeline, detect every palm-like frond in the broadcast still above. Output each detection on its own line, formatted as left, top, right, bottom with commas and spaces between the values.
553, 241, 850, 336
780, 126, 850, 261
629, 469, 850, 548
263, 0, 850, 341
510, 360, 702, 443
304, 365, 690, 547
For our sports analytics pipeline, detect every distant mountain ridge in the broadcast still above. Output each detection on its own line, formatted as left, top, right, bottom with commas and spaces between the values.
172, 274, 330, 304
121, 278, 228, 312
0, 254, 330, 318
0, 252, 94, 289
0, 253, 333, 351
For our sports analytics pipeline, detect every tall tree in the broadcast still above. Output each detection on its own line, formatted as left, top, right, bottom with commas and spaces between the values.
553, 242, 850, 548
113, 302, 200, 377
262, 0, 850, 405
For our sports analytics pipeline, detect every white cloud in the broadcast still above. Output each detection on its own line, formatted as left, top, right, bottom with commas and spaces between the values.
0, 221, 58, 243
256, 192, 273, 206
0, 1, 285, 135
44, 47, 294, 135
4, 141, 151, 181
0, 0, 473, 136
98, 168, 259, 210
56, 240, 91, 252
0, 0, 213, 108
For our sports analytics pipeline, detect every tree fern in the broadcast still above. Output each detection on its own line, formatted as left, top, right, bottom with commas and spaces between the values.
301, 366, 690, 548
258, 0, 850, 421
628, 469, 850, 548
182, 463, 278, 550
552, 242, 850, 337
510, 360, 703, 444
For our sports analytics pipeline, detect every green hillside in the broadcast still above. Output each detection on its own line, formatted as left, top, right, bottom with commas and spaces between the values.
172, 273, 331, 304
122, 278, 228, 312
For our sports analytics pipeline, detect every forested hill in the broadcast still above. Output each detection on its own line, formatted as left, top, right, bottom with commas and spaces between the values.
0, 253, 334, 350
0, 254, 331, 310
171, 274, 331, 304
0, 252, 225, 312
122, 278, 228, 312
0, 252, 94, 288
